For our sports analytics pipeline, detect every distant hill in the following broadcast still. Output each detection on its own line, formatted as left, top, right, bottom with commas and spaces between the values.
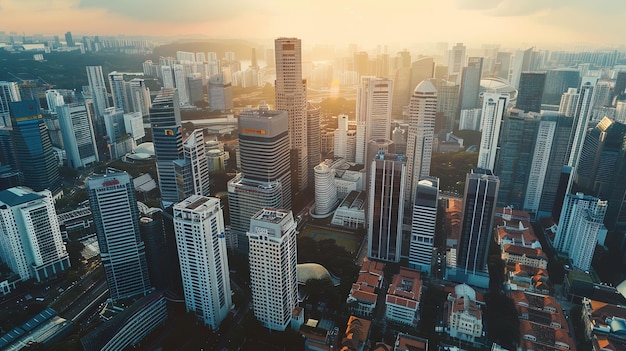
0, 50, 148, 91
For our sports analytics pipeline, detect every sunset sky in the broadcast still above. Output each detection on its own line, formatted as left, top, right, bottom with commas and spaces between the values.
2, 0, 625, 49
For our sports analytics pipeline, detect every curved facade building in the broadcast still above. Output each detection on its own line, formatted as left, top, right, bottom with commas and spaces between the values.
313, 161, 338, 216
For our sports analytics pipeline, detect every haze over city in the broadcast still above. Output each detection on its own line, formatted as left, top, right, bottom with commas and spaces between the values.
2, 0, 626, 49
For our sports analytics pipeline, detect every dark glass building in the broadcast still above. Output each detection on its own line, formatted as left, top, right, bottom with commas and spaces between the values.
516, 72, 546, 113
9, 100, 60, 193
456, 169, 499, 274
542, 68, 580, 105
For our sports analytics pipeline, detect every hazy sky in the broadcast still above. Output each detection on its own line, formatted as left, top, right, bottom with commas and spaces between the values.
2, 0, 625, 49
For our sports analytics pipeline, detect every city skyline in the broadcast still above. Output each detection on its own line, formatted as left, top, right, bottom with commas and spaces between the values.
2, 1, 626, 49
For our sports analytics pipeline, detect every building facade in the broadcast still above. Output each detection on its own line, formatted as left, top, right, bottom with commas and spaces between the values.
0, 187, 70, 282
173, 195, 232, 329
275, 37, 308, 193
409, 177, 439, 273
87, 172, 152, 301
247, 208, 298, 331
56, 103, 99, 169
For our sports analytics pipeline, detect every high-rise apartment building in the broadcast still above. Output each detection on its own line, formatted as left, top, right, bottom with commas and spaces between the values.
516, 72, 546, 113
334, 114, 356, 162
559, 88, 579, 117
208, 72, 233, 112
173, 195, 232, 329
275, 37, 308, 193
149, 89, 183, 205
56, 103, 99, 169
173, 129, 210, 201
128, 78, 152, 118
0, 187, 70, 282
108, 71, 131, 113
248, 208, 298, 331
405, 80, 437, 206
554, 193, 607, 271
523, 118, 557, 215
173, 64, 189, 105
86, 66, 110, 118
409, 177, 439, 273
368, 152, 406, 263
161, 66, 175, 89
355, 77, 393, 164
477, 93, 509, 171
87, 172, 151, 301
0, 81, 21, 127
456, 169, 499, 276
9, 101, 61, 193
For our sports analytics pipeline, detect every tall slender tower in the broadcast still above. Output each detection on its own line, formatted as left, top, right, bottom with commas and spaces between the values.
405, 80, 437, 205
174, 195, 232, 329
476, 93, 509, 171
368, 152, 406, 263
456, 169, 499, 277
248, 208, 298, 331
108, 71, 131, 113
9, 100, 61, 193
409, 177, 439, 273
173, 129, 210, 201
0, 81, 21, 127
567, 77, 597, 169
87, 172, 152, 301
275, 37, 308, 193
355, 76, 393, 164
306, 103, 321, 187
86, 66, 110, 118
149, 89, 183, 205
56, 103, 99, 169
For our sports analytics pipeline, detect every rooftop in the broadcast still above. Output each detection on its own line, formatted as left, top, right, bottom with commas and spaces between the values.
387, 268, 422, 303
0, 187, 43, 207
503, 244, 548, 261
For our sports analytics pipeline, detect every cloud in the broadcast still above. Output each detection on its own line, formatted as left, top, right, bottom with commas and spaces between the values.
78, 0, 268, 22
456, 0, 626, 17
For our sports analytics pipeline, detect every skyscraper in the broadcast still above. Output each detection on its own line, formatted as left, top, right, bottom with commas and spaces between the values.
128, 78, 152, 118
208, 72, 233, 112
458, 57, 483, 110
493, 110, 539, 208
56, 103, 99, 169
173, 129, 210, 201
523, 118, 557, 215
64, 31, 74, 47
173, 195, 232, 329
275, 37, 308, 193
248, 208, 298, 331
9, 100, 61, 193
559, 88, 579, 117
228, 109, 292, 253
87, 172, 151, 301
0, 81, 21, 127
456, 169, 499, 276
542, 68, 579, 106
409, 177, 439, 273
405, 80, 437, 205
0, 187, 70, 282
173, 64, 189, 105
355, 77, 393, 164
368, 152, 406, 263
554, 193, 607, 271
477, 93, 509, 171
108, 71, 131, 113
447, 43, 466, 78
567, 77, 597, 169
86, 66, 110, 118
149, 89, 183, 205
306, 103, 321, 186
516, 72, 546, 113
575, 118, 626, 230
334, 114, 356, 162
